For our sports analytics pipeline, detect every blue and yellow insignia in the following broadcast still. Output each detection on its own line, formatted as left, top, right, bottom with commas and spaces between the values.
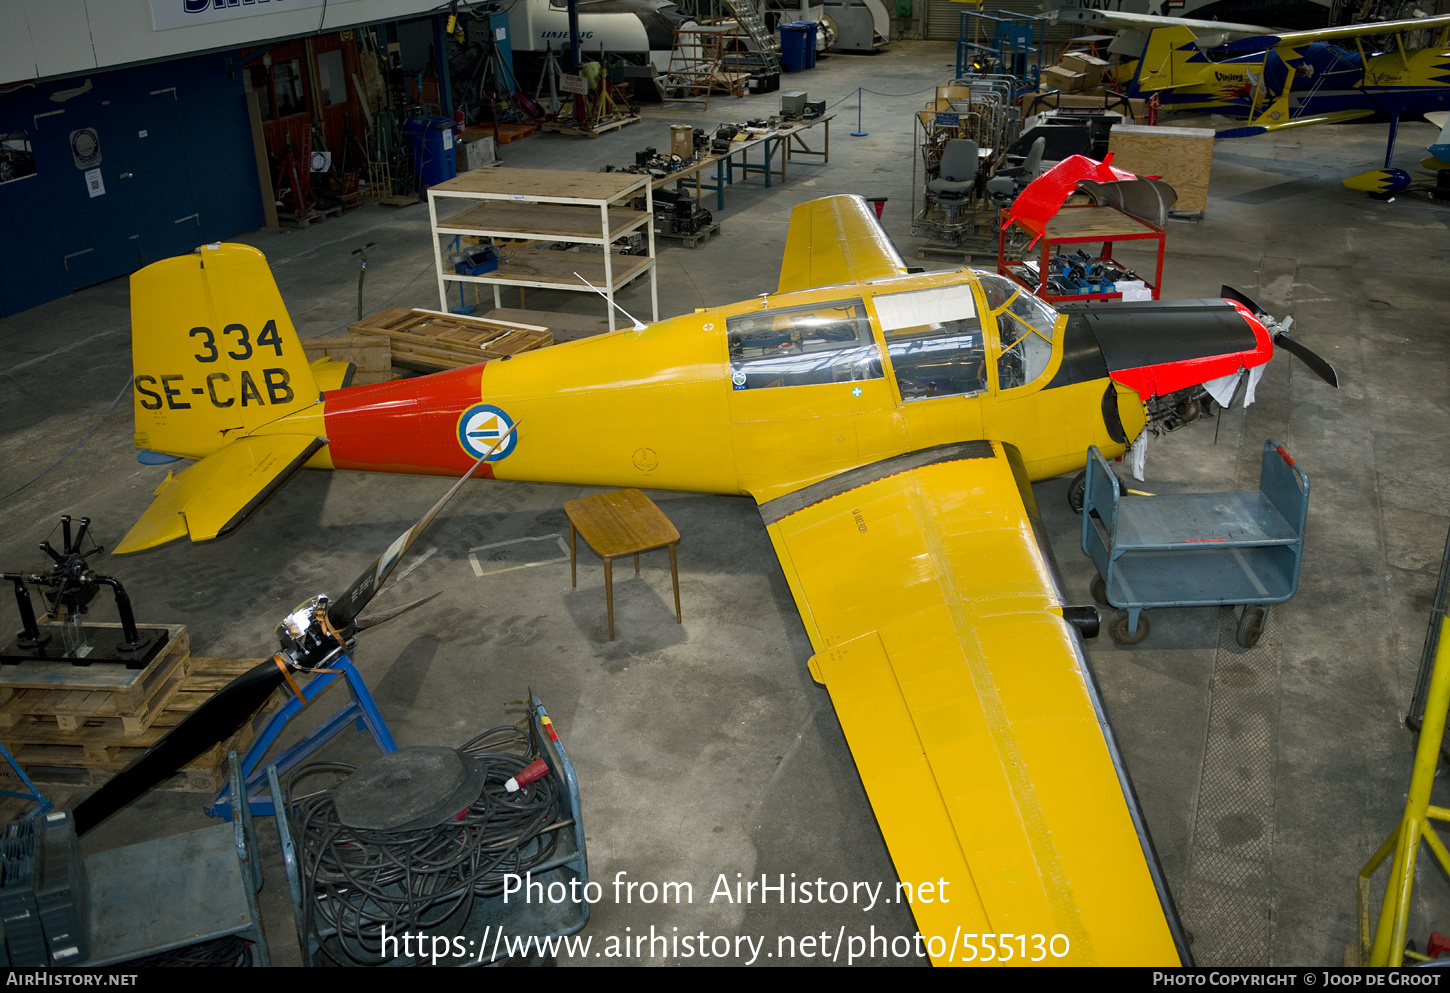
457, 403, 518, 461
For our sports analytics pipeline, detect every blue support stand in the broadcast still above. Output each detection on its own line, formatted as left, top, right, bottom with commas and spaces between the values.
851, 86, 868, 137
0, 739, 51, 818
207, 652, 397, 821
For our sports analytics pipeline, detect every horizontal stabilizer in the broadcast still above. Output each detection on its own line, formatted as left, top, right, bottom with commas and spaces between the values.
115, 434, 327, 553
776, 195, 907, 294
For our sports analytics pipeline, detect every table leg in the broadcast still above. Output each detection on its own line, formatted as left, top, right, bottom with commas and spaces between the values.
604, 557, 615, 641
634, 551, 640, 573
668, 543, 681, 624
569, 523, 577, 588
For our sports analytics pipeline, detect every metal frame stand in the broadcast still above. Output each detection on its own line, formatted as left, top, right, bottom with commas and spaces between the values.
0, 738, 51, 818
207, 652, 397, 821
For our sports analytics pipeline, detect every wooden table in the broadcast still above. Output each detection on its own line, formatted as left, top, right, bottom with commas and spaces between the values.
728, 115, 835, 191
564, 489, 681, 641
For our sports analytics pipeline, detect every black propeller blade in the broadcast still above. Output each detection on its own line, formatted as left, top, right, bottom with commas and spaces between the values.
1221, 285, 1339, 390
327, 421, 517, 632
1271, 331, 1340, 389
72, 422, 518, 834
73, 662, 287, 833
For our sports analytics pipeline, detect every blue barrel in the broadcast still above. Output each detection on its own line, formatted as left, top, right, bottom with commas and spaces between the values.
403, 116, 457, 188
779, 22, 812, 73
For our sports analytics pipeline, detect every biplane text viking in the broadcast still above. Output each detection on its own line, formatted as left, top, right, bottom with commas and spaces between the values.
1053, 8, 1450, 190
100, 190, 1337, 965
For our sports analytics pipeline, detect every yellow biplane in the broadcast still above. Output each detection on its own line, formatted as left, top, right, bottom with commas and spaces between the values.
101, 193, 1343, 965
1054, 9, 1450, 191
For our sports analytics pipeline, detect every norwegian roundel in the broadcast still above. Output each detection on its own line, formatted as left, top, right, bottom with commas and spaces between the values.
456, 403, 517, 461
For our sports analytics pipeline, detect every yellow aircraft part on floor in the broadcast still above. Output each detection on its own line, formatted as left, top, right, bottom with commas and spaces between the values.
762, 441, 1183, 966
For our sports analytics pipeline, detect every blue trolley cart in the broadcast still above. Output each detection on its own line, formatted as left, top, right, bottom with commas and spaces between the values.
1081, 440, 1309, 647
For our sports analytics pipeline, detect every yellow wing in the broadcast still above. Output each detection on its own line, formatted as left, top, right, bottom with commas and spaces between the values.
758, 440, 1187, 966
1222, 12, 1450, 49
776, 194, 908, 294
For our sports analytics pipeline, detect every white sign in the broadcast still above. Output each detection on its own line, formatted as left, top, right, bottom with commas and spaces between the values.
85, 168, 104, 197
560, 74, 589, 96
149, 0, 327, 32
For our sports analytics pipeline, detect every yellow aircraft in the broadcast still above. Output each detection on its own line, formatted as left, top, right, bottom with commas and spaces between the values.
1054, 9, 1450, 191
110, 193, 1339, 965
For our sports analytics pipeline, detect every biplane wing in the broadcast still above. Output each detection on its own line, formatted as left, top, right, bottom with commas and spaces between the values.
756, 441, 1188, 966
1220, 13, 1450, 52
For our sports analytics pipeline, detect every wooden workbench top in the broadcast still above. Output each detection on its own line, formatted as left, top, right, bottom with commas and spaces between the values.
430, 167, 649, 202
437, 202, 645, 240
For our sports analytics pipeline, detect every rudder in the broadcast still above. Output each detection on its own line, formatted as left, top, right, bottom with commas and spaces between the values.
130, 243, 321, 460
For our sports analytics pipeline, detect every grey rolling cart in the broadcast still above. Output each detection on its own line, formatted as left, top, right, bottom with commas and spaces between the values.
83, 751, 269, 966
1081, 440, 1309, 647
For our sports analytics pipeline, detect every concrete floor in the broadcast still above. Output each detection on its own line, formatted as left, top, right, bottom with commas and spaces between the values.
2, 40, 1449, 967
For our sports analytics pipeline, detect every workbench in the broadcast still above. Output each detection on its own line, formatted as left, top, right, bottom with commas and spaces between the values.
725, 115, 835, 192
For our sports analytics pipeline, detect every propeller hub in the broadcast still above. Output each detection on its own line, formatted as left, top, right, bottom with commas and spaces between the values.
276, 594, 349, 670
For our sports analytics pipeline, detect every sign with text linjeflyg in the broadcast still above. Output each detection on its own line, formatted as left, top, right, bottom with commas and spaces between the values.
149, 0, 327, 32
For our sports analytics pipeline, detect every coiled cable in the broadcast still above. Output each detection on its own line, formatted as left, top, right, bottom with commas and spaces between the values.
287, 726, 569, 966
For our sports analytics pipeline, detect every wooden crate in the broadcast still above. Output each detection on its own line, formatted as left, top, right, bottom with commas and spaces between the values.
0, 624, 190, 735
302, 334, 393, 386
0, 657, 287, 794
1107, 124, 1215, 214
348, 307, 553, 372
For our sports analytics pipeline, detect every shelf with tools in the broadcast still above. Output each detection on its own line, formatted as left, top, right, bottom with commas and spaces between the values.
997, 204, 1165, 303
427, 168, 658, 332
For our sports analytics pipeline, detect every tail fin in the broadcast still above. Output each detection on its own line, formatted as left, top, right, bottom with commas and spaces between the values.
130, 243, 321, 460
1132, 26, 1216, 92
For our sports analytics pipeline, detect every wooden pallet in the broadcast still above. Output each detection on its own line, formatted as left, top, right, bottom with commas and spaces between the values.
541, 115, 641, 138
302, 335, 393, 386
0, 625, 190, 735
348, 307, 552, 372
464, 123, 538, 145
656, 220, 722, 248
277, 203, 344, 230
0, 657, 287, 794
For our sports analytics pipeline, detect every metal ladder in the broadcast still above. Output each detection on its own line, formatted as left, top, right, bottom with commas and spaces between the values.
722, 0, 782, 74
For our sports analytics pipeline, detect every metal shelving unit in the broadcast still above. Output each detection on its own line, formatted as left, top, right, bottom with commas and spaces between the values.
997, 204, 1165, 303
427, 168, 658, 332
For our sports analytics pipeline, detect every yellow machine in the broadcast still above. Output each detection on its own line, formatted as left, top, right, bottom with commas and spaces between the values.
117, 194, 1334, 965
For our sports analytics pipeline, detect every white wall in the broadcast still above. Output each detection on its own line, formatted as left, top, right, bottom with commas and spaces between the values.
2, 0, 446, 85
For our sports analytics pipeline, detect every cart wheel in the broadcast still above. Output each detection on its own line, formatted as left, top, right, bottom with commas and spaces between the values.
1068, 470, 1087, 513
1089, 574, 1108, 606
1237, 605, 1267, 648
1109, 612, 1150, 646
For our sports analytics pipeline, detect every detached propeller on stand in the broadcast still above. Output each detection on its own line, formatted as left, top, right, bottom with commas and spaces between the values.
72, 423, 519, 835
1222, 285, 1340, 389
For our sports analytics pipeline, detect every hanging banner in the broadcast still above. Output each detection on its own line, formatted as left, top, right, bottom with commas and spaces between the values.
149, 0, 326, 32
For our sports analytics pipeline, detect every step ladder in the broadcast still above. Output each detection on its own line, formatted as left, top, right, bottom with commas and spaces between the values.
660, 28, 719, 109
722, 0, 781, 75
